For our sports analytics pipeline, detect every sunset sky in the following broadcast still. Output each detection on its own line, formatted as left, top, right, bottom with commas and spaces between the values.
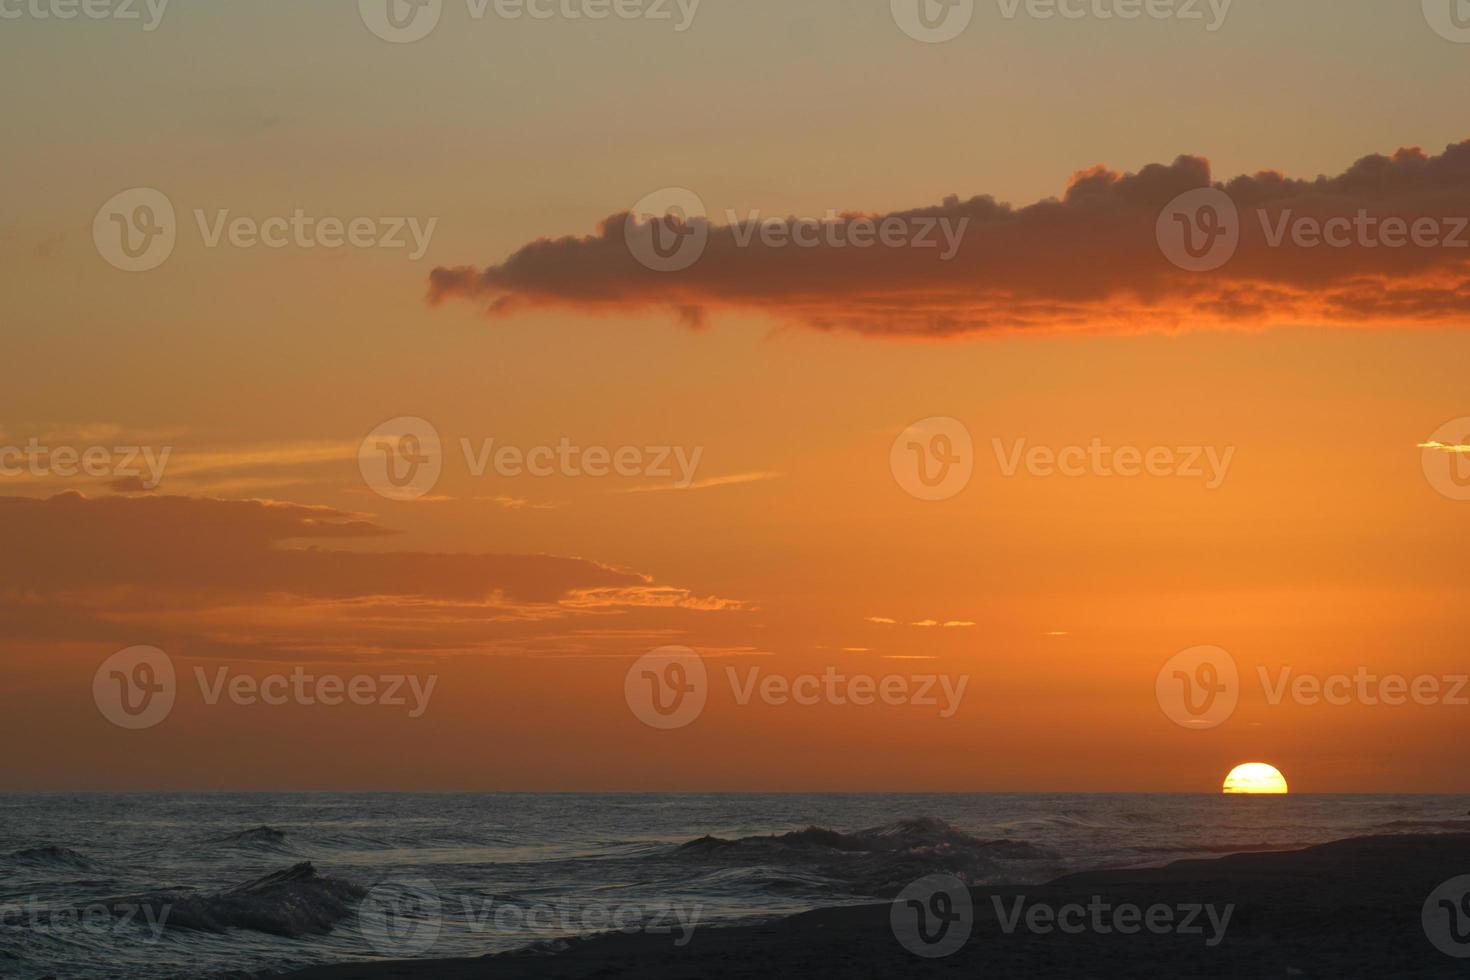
2, 0, 1468, 793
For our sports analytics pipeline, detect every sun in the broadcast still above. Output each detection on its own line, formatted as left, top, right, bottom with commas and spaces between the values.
1222, 762, 1289, 795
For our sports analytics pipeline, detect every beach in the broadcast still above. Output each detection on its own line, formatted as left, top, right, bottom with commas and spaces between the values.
263, 832, 1470, 979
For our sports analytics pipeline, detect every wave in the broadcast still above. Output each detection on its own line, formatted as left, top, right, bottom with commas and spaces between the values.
672, 817, 1057, 897
1139, 841, 1323, 855
207, 826, 291, 849
5, 845, 96, 871
1373, 818, 1470, 832
109, 862, 364, 939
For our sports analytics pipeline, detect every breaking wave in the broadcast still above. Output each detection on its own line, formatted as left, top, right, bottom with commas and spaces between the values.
5, 845, 96, 871
109, 862, 364, 939
672, 817, 1057, 896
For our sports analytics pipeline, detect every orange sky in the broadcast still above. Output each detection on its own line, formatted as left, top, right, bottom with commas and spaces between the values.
2, 0, 1468, 792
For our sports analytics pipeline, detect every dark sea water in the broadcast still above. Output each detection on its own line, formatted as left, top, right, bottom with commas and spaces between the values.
2, 792, 1468, 979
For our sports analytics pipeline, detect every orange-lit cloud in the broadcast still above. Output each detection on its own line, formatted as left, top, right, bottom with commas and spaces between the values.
430, 140, 1470, 337
1, 492, 744, 664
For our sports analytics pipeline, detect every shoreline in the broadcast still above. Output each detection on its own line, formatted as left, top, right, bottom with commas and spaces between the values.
258, 831, 1470, 979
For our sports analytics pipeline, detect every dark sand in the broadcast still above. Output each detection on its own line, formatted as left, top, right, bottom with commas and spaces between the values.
264, 833, 1470, 979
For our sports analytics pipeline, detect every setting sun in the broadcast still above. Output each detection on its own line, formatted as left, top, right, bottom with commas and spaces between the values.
1223, 763, 1290, 795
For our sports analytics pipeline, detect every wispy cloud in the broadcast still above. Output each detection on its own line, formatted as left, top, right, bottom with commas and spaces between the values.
617, 471, 782, 494
478, 495, 561, 510
868, 616, 974, 628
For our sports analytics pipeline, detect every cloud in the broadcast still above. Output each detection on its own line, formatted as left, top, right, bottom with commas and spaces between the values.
0, 492, 744, 663
616, 471, 783, 494
867, 616, 973, 628
429, 140, 1470, 338
479, 495, 561, 510
1420, 440, 1470, 453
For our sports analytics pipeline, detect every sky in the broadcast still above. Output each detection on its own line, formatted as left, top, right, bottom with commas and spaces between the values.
1, 0, 1468, 793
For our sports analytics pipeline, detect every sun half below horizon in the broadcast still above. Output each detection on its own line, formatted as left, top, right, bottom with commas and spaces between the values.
1223, 763, 1290, 795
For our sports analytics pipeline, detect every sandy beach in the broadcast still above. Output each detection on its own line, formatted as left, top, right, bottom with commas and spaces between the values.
259, 832, 1470, 979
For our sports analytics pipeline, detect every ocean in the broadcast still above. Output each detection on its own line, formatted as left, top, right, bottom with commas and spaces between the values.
2, 792, 1468, 979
